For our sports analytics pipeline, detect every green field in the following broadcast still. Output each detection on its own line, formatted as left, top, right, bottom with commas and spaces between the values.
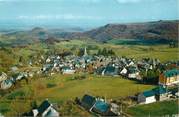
0, 74, 154, 116
127, 100, 179, 117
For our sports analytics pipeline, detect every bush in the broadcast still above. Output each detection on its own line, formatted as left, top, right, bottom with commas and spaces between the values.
6, 90, 26, 99
46, 83, 57, 88
72, 75, 86, 80
31, 100, 38, 109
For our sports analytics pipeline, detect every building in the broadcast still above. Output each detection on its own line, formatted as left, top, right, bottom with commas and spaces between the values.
127, 66, 140, 79
138, 86, 168, 104
80, 94, 120, 116
159, 69, 179, 86
62, 66, 75, 74
23, 100, 59, 117
0, 72, 7, 82
102, 65, 119, 76
1, 79, 13, 90
138, 90, 156, 104
80, 94, 96, 111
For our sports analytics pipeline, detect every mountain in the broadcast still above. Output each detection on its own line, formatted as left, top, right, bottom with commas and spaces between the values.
83, 20, 178, 42
0, 20, 178, 47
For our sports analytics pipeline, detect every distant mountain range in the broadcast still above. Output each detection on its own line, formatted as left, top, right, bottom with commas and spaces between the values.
0, 20, 178, 46
56, 20, 178, 42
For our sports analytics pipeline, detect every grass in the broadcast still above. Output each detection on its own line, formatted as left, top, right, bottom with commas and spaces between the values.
0, 74, 155, 116
36, 75, 154, 101
127, 100, 179, 117
56, 39, 178, 62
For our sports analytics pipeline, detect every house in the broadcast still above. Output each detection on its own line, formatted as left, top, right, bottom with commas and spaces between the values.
80, 94, 120, 116
127, 66, 141, 79
0, 72, 7, 82
153, 86, 168, 101
23, 100, 59, 117
62, 66, 75, 74
42, 64, 53, 73
46, 58, 51, 63
16, 72, 28, 81
138, 86, 168, 104
102, 65, 119, 76
120, 67, 128, 76
81, 94, 96, 111
138, 90, 156, 104
159, 69, 179, 86
92, 99, 110, 116
110, 103, 120, 116
1, 79, 13, 90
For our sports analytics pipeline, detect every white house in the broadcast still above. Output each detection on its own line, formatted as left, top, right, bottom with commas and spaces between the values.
138, 90, 156, 104
46, 58, 51, 63
120, 68, 127, 76
127, 66, 140, 79
138, 86, 168, 104
0, 72, 7, 82
1, 79, 13, 90
62, 66, 75, 74
24, 100, 59, 117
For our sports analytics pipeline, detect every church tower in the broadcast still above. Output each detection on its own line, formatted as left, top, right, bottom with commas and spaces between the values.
84, 47, 88, 56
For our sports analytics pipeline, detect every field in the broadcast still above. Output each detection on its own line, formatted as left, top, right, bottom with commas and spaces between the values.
127, 100, 179, 117
0, 74, 155, 116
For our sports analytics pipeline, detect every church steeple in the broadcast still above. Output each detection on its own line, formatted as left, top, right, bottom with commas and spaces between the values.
84, 47, 88, 56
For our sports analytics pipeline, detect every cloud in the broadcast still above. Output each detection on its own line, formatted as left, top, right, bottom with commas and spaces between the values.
17, 14, 103, 20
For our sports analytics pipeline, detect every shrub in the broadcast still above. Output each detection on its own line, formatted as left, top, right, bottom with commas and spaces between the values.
46, 83, 57, 88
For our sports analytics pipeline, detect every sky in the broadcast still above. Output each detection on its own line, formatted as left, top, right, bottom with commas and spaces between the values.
0, 0, 178, 29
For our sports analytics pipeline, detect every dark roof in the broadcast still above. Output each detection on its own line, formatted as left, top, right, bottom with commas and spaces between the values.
143, 86, 167, 97
22, 110, 34, 116
105, 66, 115, 73
37, 100, 51, 115
143, 90, 155, 97
164, 69, 179, 78
152, 86, 167, 95
81, 94, 96, 110
128, 66, 138, 73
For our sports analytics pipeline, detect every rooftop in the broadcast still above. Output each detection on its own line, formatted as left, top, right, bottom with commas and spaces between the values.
164, 69, 179, 78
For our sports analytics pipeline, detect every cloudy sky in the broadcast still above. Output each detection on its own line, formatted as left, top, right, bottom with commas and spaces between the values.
0, 0, 178, 29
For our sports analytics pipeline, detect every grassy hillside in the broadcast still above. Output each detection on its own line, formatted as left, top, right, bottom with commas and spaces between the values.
127, 100, 178, 117
55, 40, 178, 62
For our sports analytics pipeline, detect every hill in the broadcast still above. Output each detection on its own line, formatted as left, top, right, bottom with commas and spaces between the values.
0, 20, 178, 46
84, 20, 178, 42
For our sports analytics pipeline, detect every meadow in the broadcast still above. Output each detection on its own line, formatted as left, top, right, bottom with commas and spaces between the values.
0, 74, 155, 116
127, 99, 178, 117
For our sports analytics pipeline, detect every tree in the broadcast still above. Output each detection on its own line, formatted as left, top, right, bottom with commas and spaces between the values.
31, 100, 38, 109
77, 48, 84, 57
141, 69, 159, 84
97, 48, 115, 56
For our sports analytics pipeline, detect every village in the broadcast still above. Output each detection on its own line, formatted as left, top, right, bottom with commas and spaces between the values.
0, 47, 179, 117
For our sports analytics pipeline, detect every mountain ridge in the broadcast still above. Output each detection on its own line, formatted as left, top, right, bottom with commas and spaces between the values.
0, 20, 178, 46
